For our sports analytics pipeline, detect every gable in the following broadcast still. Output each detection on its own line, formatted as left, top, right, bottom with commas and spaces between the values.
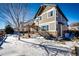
34, 4, 68, 21
34, 5, 46, 19
34, 4, 56, 19
42, 4, 56, 13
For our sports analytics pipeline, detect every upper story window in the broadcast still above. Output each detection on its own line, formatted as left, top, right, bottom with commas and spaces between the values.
48, 11, 54, 17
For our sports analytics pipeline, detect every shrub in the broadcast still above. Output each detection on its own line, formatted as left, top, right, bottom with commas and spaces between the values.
5, 25, 14, 34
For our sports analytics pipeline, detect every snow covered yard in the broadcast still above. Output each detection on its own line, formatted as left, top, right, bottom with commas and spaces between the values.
0, 35, 73, 56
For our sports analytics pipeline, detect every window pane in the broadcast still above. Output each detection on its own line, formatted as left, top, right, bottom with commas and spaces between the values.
41, 25, 49, 31
48, 11, 53, 17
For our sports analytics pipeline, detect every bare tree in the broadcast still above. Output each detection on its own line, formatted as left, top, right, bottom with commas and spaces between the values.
0, 3, 28, 40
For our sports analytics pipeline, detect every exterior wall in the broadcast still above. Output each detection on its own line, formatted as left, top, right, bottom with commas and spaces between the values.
49, 31, 58, 37
39, 21, 56, 31
56, 9, 68, 36
34, 6, 58, 36
34, 5, 68, 37
19, 25, 29, 32
39, 7, 56, 24
34, 7, 57, 31
61, 14, 68, 31
42, 4, 56, 13
56, 10, 68, 30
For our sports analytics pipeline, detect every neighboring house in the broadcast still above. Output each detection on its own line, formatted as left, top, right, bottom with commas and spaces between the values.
0, 29, 4, 32
19, 20, 35, 32
0, 29, 5, 36
69, 22, 79, 31
34, 4, 68, 37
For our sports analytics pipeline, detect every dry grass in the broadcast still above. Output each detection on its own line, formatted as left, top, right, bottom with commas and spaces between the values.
72, 38, 79, 42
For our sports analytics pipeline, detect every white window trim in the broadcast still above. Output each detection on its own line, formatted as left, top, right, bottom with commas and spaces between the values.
39, 21, 56, 26
41, 25, 49, 31
39, 21, 56, 31
49, 30, 56, 32
35, 7, 56, 21
40, 7, 56, 17
47, 10, 54, 19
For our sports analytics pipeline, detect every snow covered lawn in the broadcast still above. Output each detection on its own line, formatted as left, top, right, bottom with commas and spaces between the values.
0, 35, 73, 56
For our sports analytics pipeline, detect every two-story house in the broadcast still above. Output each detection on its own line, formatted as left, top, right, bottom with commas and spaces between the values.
34, 4, 68, 37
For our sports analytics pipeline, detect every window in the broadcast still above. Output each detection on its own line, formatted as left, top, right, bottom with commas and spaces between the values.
38, 16, 41, 20
48, 11, 53, 17
41, 25, 49, 31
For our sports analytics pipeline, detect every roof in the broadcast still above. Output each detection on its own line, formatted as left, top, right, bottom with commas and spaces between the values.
33, 4, 46, 19
33, 4, 68, 21
56, 5, 68, 21
20, 19, 34, 26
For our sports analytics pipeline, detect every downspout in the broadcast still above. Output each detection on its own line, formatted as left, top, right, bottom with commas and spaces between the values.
55, 9, 57, 37
60, 15, 63, 37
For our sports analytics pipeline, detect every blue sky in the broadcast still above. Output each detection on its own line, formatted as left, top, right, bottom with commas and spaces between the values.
0, 3, 79, 29
58, 3, 79, 24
